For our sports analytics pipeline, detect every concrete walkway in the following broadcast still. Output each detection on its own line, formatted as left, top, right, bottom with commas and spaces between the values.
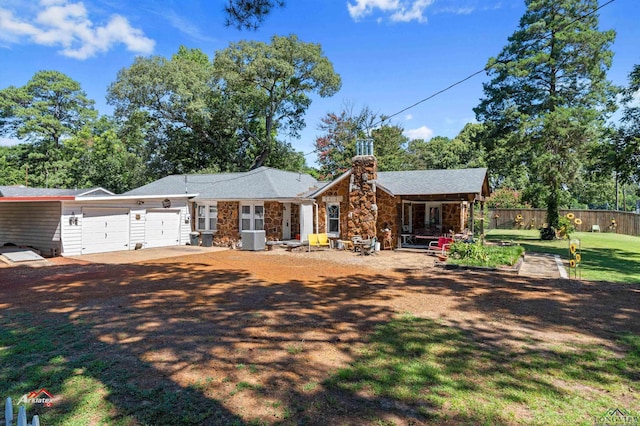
518, 252, 567, 279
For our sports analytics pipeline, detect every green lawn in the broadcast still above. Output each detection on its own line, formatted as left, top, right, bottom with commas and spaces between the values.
485, 229, 640, 284
327, 314, 640, 425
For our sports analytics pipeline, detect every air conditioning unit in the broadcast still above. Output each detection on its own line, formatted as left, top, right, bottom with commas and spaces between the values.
241, 230, 266, 251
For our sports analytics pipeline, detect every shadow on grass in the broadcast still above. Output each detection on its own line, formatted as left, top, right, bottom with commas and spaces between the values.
1, 256, 398, 425
0, 310, 244, 425
0, 250, 639, 424
324, 315, 640, 425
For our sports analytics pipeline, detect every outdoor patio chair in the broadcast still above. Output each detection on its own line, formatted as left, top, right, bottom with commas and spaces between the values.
361, 237, 377, 256
351, 235, 363, 253
426, 237, 453, 256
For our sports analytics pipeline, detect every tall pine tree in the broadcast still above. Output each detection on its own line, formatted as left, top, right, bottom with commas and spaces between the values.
474, 0, 616, 238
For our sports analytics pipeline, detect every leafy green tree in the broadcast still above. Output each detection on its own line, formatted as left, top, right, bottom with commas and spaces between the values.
612, 64, 640, 186
64, 117, 148, 193
405, 123, 487, 171
214, 34, 341, 169
474, 0, 616, 237
406, 136, 453, 170
0, 71, 98, 187
0, 145, 28, 185
314, 106, 377, 179
485, 188, 530, 209
453, 123, 487, 169
108, 46, 242, 177
0, 70, 97, 146
370, 125, 409, 171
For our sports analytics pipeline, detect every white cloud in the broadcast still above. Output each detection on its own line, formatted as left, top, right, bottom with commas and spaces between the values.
162, 10, 217, 44
390, 0, 434, 23
0, 0, 154, 59
347, 0, 435, 23
405, 114, 413, 120
404, 125, 433, 140
435, 7, 474, 14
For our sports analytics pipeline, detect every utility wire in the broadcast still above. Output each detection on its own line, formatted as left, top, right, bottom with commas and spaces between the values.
377, 0, 615, 126
304, 0, 616, 156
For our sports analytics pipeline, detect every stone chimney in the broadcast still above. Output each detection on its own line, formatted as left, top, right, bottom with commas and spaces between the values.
348, 140, 378, 239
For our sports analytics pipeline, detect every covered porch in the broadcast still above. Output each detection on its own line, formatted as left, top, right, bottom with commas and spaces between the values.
396, 194, 485, 249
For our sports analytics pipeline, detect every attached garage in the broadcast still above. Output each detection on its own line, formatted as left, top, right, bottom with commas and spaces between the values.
81, 208, 131, 254
1, 186, 196, 256
62, 196, 194, 256
144, 209, 180, 248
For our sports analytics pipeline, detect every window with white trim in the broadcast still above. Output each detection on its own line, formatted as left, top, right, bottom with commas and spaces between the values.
196, 203, 217, 231
240, 202, 264, 231
327, 203, 340, 236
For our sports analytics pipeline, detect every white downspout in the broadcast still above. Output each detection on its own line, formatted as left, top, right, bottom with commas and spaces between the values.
313, 202, 319, 235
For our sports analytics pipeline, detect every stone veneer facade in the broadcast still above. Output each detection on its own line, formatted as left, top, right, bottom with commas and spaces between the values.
316, 174, 350, 238
376, 188, 400, 246
442, 202, 463, 233
213, 201, 240, 246
263, 201, 283, 241
348, 155, 378, 239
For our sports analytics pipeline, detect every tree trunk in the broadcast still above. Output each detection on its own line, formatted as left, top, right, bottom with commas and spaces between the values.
542, 184, 559, 240
615, 173, 619, 210
250, 148, 270, 170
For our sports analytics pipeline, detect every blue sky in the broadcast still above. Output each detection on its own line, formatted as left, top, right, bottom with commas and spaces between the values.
1, 0, 638, 165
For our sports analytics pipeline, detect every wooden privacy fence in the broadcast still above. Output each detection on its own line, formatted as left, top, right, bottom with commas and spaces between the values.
488, 208, 640, 237
4, 398, 40, 426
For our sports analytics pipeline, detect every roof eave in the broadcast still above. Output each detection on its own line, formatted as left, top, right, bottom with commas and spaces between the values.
308, 170, 350, 198
0, 196, 74, 202
73, 193, 199, 202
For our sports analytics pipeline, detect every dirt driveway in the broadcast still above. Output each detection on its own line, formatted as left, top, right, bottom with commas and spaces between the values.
1, 249, 638, 424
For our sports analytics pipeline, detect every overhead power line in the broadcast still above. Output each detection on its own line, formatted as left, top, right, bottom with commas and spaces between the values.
375, 0, 616, 126
303, 0, 616, 157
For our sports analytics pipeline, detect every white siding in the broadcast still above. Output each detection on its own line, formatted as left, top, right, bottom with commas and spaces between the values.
61, 198, 190, 256
130, 208, 146, 249
0, 202, 62, 256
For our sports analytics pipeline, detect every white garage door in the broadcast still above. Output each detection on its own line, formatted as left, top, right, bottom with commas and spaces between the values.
145, 209, 180, 248
82, 208, 130, 254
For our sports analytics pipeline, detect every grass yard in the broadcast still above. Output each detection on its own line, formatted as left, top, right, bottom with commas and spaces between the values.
486, 229, 640, 284
328, 314, 640, 425
1, 249, 639, 425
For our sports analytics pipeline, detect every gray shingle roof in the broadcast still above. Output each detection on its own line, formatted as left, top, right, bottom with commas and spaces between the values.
124, 167, 324, 200
0, 186, 112, 197
376, 168, 489, 196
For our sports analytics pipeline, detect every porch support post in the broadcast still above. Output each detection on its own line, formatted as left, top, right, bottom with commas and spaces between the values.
480, 200, 485, 236
469, 201, 475, 234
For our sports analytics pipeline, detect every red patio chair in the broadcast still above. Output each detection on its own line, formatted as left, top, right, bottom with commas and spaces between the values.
426, 237, 453, 256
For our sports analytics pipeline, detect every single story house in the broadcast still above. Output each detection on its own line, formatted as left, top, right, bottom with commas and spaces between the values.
0, 143, 490, 256
125, 143, 490, 249
124, 167, 325, 246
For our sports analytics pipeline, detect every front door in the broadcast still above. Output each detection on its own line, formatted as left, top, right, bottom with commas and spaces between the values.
282, 203, 291, 240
